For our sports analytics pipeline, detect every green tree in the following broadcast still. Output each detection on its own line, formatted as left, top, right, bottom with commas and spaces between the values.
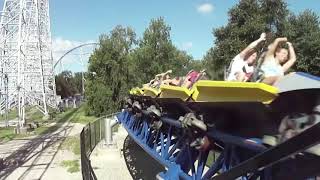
284, 10, 320, 76
133, 17, 191, 83
73, 72, 83, 94
85, 18, 197, 116
187, 59, 206, 72
86, 25, 136, 116
203, 0, 288, 80
55, 71, 78, 98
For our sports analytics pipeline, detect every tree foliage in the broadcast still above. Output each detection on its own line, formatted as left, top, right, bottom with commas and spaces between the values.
73, 72, 83, 94
85, 2, 320, 116
86, 26, 136, 116
55, 71, 81, 99
204, 0, 290, 80
284, 10, 320, 76
85, 18, 196, 116
133, 17, 192, 83
204, 0, 320, 79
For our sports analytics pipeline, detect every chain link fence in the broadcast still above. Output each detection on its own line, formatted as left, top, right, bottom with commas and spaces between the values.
80, 113, 118, 180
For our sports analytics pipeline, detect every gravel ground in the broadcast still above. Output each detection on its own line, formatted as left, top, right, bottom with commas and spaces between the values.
0, 123, 84, 180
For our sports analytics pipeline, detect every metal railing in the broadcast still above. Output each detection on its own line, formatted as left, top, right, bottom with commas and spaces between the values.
80, 112, 119, 180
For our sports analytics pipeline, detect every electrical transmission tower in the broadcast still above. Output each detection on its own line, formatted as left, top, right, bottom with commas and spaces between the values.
0, 0, 56, 128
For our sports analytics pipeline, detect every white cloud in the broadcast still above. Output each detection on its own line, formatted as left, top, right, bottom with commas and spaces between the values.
52, 37, 96, 73
52, 37, 80, 53
197, 3, 214, 14
182, 42, 193, 51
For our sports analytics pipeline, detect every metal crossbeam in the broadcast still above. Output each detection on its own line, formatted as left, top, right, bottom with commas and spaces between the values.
213, 122, 320, 180
119, 105, 320, 179
118, 110, 265, 179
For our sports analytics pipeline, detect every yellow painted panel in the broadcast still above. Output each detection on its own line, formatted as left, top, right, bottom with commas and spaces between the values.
142, 87, 160, 97
192, 80, 278, 104
129, 87, 144, 95
159, 85, 194, 101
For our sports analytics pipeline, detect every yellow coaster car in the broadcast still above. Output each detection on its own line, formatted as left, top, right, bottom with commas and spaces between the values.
127, 72, 320, 157
131, 72, 320, 106
157, 80, 278, 104
159, 85, 195, 101
141, 86, 161, 98
129, 87, 144, 95
192, 80, 278, 104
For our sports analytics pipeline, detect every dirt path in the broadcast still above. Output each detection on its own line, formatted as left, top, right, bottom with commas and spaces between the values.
0, 122, 84, 180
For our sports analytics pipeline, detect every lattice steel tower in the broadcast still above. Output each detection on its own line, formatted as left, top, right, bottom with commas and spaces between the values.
0, 0, 55, 127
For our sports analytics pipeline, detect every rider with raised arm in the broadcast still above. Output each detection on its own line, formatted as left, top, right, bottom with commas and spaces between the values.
226, 33, 266, 82
260, 37, 296, 85
144, 70, 173, 88
161, 69, 207, 89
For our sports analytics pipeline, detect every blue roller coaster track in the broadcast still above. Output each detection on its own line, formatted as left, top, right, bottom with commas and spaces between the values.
117, 72, 320, 180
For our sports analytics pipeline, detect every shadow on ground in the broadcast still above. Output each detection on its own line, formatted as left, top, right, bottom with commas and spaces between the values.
123, 135, 165, 180
0, 109, 78, 180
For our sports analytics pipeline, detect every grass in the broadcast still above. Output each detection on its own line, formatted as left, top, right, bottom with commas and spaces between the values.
0, 106, 46, 142
0, 109, 18, 121
0, 106, 85, 142
61, 136, 81, 155
33, 126, 52, 135
34, 108, 78, 135
0, 106, 48, 122
61, 160, 80, 173
25, 107, 45, 123
0, 127, 16, 142
69, 105, 97, 124
1, 104, 102, 159
1, 104, 102, 173
0, 127, 31, 142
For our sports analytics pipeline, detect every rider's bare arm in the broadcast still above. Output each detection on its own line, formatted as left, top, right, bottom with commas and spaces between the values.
265, 37, 287, 60
282, 42, 296, 73
239, 33, 266, 59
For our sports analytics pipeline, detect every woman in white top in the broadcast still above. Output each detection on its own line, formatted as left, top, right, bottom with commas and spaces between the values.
227, 33, 266, 82
260, 37, 296, 85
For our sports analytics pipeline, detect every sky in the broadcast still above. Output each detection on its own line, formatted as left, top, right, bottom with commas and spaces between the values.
1, 0, 320, 72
